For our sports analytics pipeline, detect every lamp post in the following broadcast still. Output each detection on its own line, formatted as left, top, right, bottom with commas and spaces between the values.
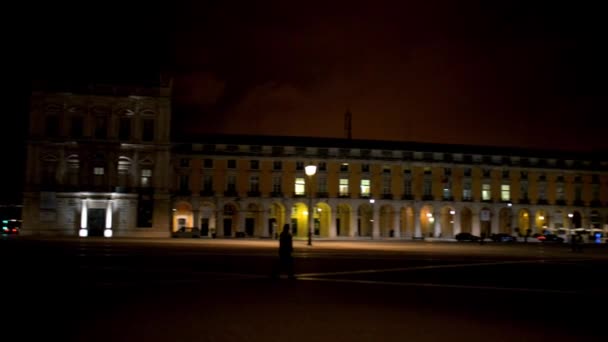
305, 163, 317, 246
369, 198, 375, 239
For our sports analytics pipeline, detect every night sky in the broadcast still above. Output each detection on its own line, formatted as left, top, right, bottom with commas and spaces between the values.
2, 0, 607, 203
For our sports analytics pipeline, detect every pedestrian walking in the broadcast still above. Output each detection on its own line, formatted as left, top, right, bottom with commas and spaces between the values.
272, 224, 296, 279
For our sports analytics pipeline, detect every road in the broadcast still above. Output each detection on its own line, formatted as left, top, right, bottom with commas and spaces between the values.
3, 237, 607, 341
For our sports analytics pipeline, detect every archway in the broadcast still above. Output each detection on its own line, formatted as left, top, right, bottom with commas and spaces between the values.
440, 206, 455, 238
571, 211, 582, 228
379, 205, 395, 237
291, 202, 308, 238
499, 208, 511, 234
535, 210, 549, 234
518, 209, 530, 236
173, 201, 192, 233
269, 202, 286, 238
460, 207, 472, 234
336, 204, 352, 237
358, 203, 373, 237
316, 202, 332, 238
420, 205, 433, 238
199, 202, 216, 237
400, 206, 414, 238
222, 203, 238, 237
479, 207, 492, 237
245, 203, 262, 237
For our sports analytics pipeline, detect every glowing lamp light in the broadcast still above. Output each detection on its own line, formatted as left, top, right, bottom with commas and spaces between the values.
568, 213, 574, 218
305, 164, 317, 176
104, 229, 113, 238
79, 229, 88, 237
449, 210, 455, 215
539, 215, 545, 220
426, 213, 433, 218
507, 202, 513, 207
369, 199, 375, 204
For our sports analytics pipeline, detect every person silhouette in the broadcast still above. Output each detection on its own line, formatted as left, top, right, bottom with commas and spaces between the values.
273, 223, 295, 279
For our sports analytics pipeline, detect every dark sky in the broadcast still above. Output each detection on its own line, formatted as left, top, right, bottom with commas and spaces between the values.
2, 0, 607, 202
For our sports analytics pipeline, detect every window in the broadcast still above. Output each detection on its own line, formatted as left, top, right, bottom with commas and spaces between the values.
296, 161, 304, 170
383, 165, 391, 174
203, 175, 213, 192
502, 169, 510, 179
141, 169, 152, 187
423, 178, 432, 196
443, 181, 452, 199
179, 175, 189, 191
318, 176, 327, 193
180, 158, 190, 167
574, 184, 582, 201
592, 184, 600, 201
95, 116, 107, 139
227, 175, 237, 192
423, 167, 431, 174
142, 119, 154, 141
538, 182, 547, 200
318, 162, 327, 171
119, 117, 131, 140
463, 181, 472, 200
382, 174, 391, 194
272, 176, 282, 193
361, 164, 370, 173
45, 115, 60, 137
249, 175, 259, 192
464, 168, 472, 177
295, 177, 306, 195
94, 167, 105, 175
250, 160, 259, 170
227, 160, 236, 169
556, 183, 565, 200
444, 168, 452, 176
501, 184, 510, 201
482, 168, 491, 178
360, 179, 371, 197
482, 183, 491, 201
273, 161, 282, 170
70, 117, 83, 138
339, 178, 349, 196
340, 163, 349, 172
203, 159, 213, 169
403, 178, 412, 196
520, 180, 529, 199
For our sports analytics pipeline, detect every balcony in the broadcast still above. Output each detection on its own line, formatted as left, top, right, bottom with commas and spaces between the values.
359, 194, 371, 199
401, 194, 414, 200
199, 189, 214, 197
518, 198, 530, 204
555, 199, 567, 206
461, 197, 473, 202
442, 196, 454, 202
270, 191, 283, 198
590, 199, 602, 207
536, 199, 548, 205
422, 195, 434, 201
573, 199, 584, 207
316, 192, 329, 198
224, 190, 238, 197
176, 189, 192, 196
381, 194, 393, 200
247, 190, 261, 197
338, 192, 351, 198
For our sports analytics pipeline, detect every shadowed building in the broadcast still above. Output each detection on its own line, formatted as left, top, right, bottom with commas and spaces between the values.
22, 78, 172, 237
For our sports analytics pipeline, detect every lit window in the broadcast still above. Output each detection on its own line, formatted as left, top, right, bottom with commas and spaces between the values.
94, 167, 104, 175
501, 184, 510, 201
482, 183, 491, 201
141, 169, 152, 187
339, 178, 349, 196
463, 181, 472, 200
360, 179, 370, 196
295, 177, 306, 195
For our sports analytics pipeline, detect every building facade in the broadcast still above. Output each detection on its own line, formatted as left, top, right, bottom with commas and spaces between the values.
22, 80, 172, 237
22, 82, 608, 240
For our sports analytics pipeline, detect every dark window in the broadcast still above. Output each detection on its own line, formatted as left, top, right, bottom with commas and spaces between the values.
249, 145, 262, 152
179, 175, 189, 191
273, 161, 282, 170
444, 168, 452, 176
362, 164, 370, 173
483, 169, 491, 178
464, 168, 472, 177
45, 115, 59, 137
94, 116, 107, 139
180, 158, 190, 167
203, 159, 213, 168
119, 117, 131, 140
318, 162, 327, 171
340, 163, 349, 172
502, 169, 510, 179
227, 145, 238, 152
296, 161, 304, 170
69, 117, 83, 138
142, 119, 154, 141
272, 146, 284, 155
227, 160, 237, 169
250, 160, 259, 169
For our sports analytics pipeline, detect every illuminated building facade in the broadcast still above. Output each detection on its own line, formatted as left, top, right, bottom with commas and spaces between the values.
171, 136, 608, 241
22, 80, 172, 237
22, 81, 608, 240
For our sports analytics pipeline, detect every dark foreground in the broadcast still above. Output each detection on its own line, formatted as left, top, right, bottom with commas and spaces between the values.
4, 237, 607, 341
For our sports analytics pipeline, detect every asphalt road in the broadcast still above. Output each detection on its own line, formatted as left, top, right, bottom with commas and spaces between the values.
3, 237, 607, 342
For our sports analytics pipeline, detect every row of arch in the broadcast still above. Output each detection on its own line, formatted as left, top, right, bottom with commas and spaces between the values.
172, 200, 604, 239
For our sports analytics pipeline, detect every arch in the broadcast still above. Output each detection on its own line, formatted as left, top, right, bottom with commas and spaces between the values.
199, 202, 217, 237
498, 208, 512, 234
336, 203, 353, 237
358, 203, 373, 237
222, 203, 239, 237
379, 204, 395, 237
460, 207, 472, 234
244, 203, 262, 237
173, 201, 193, 232
590, 210, 601, 229
400, 206, 415, 238
269, 202, 286, 238
517, 209, 530, 236
553, 210, 566, 235
420, 205, 433, 238
291, 202, 308, 238
479, 207, 492, 237
535, 209, 549, 234
571, 210, 582, 228
316, 202, 332, 238
440, 206, 456, 238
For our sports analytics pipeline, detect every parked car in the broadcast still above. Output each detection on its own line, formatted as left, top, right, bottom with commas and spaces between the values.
171, 227, 201, 238
536, 234, 564, 243
455, 232, 480, 242
490, 233, 516, 243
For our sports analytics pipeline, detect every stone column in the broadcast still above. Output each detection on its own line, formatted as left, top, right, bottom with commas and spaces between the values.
453, 207, 462, 236
261, 206, 269, 238
349, 208, 358, 237
192, 209, 200, 229
433, 207, 441, 238
413, 207, 421, 238
393, 209, 401, 238
472, 210, 481, 236
372, 205, 380, 238
491, 207, 499, 234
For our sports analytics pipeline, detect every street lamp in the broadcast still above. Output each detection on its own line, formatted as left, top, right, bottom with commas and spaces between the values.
369, 198, 375, 239
305, 163, 317, 246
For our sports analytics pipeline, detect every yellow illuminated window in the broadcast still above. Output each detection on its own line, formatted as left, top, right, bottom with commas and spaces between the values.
295, 178, 305, 195
501, 184, 510, 201
360, 179, 370, 196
